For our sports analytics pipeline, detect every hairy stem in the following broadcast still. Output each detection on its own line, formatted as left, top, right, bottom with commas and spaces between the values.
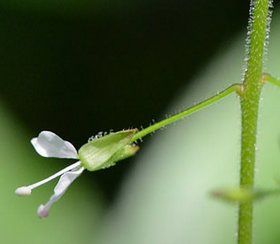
238, 0, 272, 244
131, 84, 240, 142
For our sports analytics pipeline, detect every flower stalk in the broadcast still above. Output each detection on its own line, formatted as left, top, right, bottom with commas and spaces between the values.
131, 84, 241, 142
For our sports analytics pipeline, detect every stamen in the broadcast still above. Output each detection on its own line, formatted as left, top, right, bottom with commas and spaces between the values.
15, 161, 81, 196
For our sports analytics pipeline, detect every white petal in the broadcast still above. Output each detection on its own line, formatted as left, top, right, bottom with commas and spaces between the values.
31, 131, 78, 159
37, 165, 84, 218
15, 186, 32, 196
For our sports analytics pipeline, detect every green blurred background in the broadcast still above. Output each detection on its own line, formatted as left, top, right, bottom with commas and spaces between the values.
1, 0, 280, 243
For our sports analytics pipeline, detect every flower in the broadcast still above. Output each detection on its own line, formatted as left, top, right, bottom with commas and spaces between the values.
15, 130, 139, 218
15, 131, 85, 218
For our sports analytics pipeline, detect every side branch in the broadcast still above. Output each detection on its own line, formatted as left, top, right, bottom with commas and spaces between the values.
262, 73, 280, 87
131, 84, 241, 142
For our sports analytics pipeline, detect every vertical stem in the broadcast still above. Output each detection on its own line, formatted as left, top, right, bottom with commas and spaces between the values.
238, 0, 271, 244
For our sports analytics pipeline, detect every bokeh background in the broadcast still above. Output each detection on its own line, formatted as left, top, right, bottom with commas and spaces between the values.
1, 0, 280, 243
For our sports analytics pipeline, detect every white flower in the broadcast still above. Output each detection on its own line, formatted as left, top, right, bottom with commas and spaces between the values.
15, 129, 139, 219
15, 131, 85, 218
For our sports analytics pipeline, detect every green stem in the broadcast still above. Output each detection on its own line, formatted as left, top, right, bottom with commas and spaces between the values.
238, 0, 271, 244
131, 84, 240, 142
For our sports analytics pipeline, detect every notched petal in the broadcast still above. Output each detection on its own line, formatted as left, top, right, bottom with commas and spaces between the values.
31, 131, 78, 159
37, 166, 84, 218
37, 204, 49, 218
